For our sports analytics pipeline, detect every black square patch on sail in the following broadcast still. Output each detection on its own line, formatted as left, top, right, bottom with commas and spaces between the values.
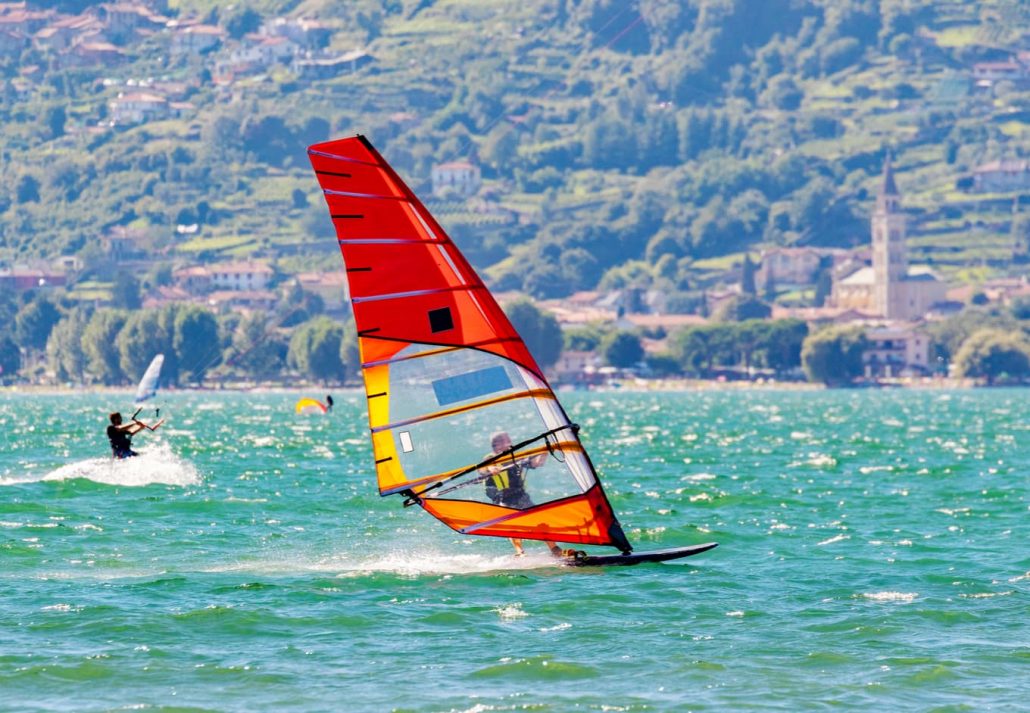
428, 307, 454, 333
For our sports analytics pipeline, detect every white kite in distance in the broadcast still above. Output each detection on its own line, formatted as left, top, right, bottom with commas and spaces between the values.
135, 354, 164, 404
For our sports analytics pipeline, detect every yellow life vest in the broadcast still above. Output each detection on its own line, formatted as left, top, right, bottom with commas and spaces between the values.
489, 469, 510, 490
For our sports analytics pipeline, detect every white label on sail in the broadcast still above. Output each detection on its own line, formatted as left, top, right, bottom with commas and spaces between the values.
399, 431, 414, 453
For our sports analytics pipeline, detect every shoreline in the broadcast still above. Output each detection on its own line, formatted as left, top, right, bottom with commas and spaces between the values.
0, 377, 997, 394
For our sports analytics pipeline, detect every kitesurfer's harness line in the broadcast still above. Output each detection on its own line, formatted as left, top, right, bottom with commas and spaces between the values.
402, 423, 580, 507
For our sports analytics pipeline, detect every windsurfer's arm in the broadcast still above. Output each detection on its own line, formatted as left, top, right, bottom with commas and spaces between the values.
523, 453, 547, 469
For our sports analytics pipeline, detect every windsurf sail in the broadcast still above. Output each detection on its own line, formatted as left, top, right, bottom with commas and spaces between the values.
296, 397, 328, 415
134, 354, 164, 403
308, 136, 632, 552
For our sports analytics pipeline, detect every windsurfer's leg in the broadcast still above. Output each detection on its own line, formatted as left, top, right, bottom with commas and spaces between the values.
510, 538, 525, 556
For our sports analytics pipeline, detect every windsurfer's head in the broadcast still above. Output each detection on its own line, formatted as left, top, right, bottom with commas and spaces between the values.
110, 412, 122, 425
490, 431, 512, 453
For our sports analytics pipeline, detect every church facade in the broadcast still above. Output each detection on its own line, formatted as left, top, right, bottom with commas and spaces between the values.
830, 156, 947, 320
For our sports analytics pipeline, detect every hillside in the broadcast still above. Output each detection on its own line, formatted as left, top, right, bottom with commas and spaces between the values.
1, 0, 1028, 307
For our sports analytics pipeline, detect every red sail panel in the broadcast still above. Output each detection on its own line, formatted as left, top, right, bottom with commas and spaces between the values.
308, 136, 542, 379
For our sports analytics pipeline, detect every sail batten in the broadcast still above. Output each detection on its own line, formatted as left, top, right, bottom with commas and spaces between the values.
338, 239, 448, 246
309, 135, 632, 552
308, 149, 379, 166
370, 388, 555, 434
352, 284, 479, 305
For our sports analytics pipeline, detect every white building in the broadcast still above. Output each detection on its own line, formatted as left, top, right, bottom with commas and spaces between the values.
757, 247, 844, 287
863, 325, 931, 377
208, 261, 273, 291
232, 32, 294, 67
260, 16, 331, 48
973, 160, 1030, 192
431, 160, 481, 198
170, 23, 223, 54
971, 60, 1025, 83
109, 91, 168, 124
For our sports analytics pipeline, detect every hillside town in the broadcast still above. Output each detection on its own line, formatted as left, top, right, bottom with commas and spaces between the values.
1, 1, 1028, 388
5, 152, 1028, 388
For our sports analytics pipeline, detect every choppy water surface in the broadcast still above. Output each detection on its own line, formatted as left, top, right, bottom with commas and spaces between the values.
1, 389, 1027, 711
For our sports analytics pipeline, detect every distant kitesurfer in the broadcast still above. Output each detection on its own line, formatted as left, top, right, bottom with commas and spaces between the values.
326, 394, 334, 412
106, 410, 163, 459
107, 412, 143, 459
480, 431, 572, 558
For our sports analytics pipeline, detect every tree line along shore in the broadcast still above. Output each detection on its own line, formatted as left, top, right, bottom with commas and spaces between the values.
2, 291, 1028, 389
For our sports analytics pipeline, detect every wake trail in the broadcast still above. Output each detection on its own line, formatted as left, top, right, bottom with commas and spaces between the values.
1, 442, 200, 487
205, 548, 565, 577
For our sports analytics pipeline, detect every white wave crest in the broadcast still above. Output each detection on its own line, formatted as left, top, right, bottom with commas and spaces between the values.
2, 442, 200, 487
861, 591, 918, 603
204, 548, 566, 577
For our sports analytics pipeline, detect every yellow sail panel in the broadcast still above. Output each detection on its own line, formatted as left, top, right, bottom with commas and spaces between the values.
364, 364, 390, 429
371, 430, 406, 493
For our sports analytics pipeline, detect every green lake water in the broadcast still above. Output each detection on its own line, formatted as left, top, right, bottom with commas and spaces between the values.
1, 389, 1027, 711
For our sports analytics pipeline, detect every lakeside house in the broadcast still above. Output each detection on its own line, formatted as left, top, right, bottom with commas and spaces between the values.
863, 324, 932, 378
552, 350, 602, 385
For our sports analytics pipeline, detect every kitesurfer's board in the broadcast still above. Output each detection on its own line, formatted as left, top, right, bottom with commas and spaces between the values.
564, 542, 718, 567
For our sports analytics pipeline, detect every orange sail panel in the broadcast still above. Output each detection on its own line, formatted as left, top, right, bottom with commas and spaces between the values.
308, 135, 631, 552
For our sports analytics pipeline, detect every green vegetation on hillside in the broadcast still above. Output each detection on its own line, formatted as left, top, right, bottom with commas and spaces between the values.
1, 0, 1027, 295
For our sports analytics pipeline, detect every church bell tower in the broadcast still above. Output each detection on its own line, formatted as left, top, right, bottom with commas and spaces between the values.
872, 154, 907, 318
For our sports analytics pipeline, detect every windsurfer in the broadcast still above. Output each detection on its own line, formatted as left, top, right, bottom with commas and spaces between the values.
480, 431, 563, 558
326, 394, 334, 412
